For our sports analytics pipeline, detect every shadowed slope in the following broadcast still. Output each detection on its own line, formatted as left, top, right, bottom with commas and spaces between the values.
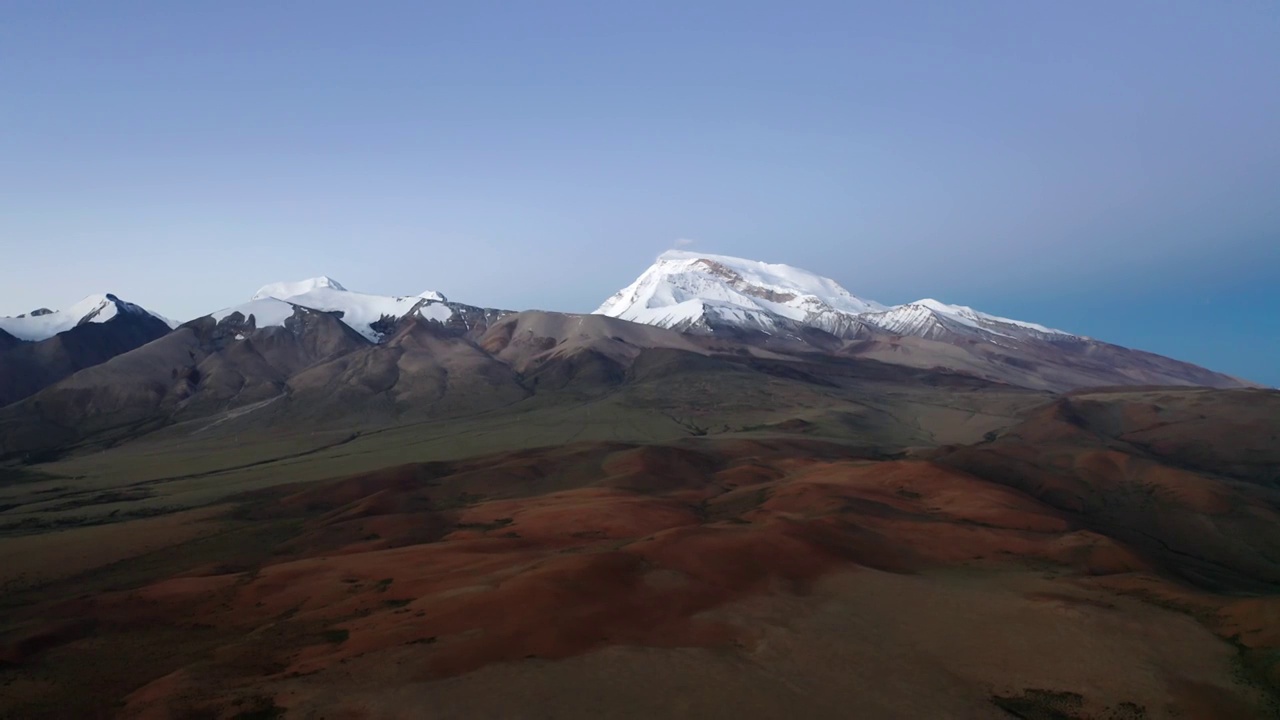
0, 308, 368, 460
0, 328, 19, 351
0, 308, 173, 408
479, 310, 709, 372
931, 388, 1280, 593
280, 318, 531, 424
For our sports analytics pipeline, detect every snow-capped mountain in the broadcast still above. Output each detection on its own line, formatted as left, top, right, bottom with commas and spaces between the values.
0, 293, 177, 408
596, 251, 1075, 344
204, 276, 499, 342
597, 251, 886, 338
1, 259, 1257, 456
0, 293, 176, 342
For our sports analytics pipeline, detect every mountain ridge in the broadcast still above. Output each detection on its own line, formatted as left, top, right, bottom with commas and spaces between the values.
0, 294, 175, 407
595, 250, 1072, 341
206, 276, 499, 343
0, 293, 175, 342
0, 254, 1258, 441
594, 250, 1256, 390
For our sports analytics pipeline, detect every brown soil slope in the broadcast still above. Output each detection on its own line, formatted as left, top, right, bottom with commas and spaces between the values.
3, 393, 1279, 719
931, 388, 1280, 593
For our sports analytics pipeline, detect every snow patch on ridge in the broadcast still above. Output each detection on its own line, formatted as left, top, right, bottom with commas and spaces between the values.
912, 299, 1064, 335
252, 277, 347, 301
209, 298, 298, 330
418, 303, 454, 323
0, 293, 165, 341
242, 277, 456, 341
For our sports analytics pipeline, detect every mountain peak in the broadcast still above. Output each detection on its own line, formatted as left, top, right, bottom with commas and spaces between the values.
252, 276, 347, 301
0, 293, 171, 341
593, 248, 885, 333
596, 250, 1077, 343
216, 278, 466, 343
596, 250, 884, 336
650, 250, 874, 305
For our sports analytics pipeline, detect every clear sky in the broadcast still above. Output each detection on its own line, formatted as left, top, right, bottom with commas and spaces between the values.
3, 1, 1277, 384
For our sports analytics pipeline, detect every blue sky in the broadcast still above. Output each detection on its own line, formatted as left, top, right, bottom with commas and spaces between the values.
2, 1, 1277, 384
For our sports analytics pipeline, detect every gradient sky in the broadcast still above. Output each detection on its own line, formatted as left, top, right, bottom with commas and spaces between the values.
3, 1, 1278, 384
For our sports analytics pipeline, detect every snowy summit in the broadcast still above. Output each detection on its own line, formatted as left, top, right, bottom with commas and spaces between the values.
0, 293, 175, 342
596, 250, 886, 337
596, 250, 1074, 342
210, 277, 455, 342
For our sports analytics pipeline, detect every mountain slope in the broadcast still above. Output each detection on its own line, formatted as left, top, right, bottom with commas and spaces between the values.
0, 294, 175, 407
478, 311, 708, 374
4, 381, 1278, 717
0, 306, 369, 458
0, 328, 19, 351
0, 303, 1028, 461
598, 251, 1253, 390
279, 317, 530, 425
930, 387, 1280, 592
0, 260, 1257, 460
0, 293, 174, 341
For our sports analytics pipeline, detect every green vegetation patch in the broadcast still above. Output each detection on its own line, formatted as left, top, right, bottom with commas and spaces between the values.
0, 466, 61, 487
321, 628, 350, 644
988, 689, 1149, 720
455, 517, 514, 532
989, 689, 1084, 720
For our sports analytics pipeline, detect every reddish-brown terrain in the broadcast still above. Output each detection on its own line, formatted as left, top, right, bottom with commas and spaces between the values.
2, 387, 1278, 719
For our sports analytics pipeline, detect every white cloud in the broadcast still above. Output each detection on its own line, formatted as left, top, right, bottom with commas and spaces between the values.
673, 238, 695, 248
